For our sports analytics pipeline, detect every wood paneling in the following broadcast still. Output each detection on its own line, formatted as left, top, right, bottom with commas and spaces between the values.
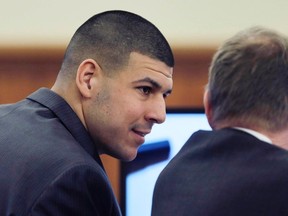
0, 47, 63, 103
0, 46, 216, 201
167, 48, 215, 108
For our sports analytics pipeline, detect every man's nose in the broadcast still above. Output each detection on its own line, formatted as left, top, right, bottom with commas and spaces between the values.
146, 98, 166, 124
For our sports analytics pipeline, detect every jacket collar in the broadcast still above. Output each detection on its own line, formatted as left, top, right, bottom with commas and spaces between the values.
27, 87, 105, 170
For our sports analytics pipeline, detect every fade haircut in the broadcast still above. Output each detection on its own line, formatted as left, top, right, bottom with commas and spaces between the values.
207, 26, 288, 131
59, 10, 174, 78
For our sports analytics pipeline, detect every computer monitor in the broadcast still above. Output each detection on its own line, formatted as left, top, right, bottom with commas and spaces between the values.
120, 108, 212, 216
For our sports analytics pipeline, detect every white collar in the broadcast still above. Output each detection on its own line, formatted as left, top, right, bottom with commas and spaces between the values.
233, 127, 272, 144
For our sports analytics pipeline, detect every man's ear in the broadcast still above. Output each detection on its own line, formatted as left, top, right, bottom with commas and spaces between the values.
76, 59, 101, 98
203, 89, 214, 128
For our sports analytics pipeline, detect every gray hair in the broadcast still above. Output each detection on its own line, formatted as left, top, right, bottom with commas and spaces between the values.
207, 26, 288, 131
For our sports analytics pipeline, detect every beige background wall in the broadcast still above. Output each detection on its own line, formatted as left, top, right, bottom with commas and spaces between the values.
1, 0, 288, 48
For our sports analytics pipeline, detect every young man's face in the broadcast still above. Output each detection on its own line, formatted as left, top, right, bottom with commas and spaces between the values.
84, 52, 173, 161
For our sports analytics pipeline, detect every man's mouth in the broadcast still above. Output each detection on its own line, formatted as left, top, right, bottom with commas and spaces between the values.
132, 129, 151, 137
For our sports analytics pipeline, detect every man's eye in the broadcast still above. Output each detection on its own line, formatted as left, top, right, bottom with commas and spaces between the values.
139, 86, 152, 95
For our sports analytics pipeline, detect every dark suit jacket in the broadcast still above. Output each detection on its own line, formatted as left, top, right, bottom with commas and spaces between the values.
152, 128, 288, 216
0, 88, 121, 216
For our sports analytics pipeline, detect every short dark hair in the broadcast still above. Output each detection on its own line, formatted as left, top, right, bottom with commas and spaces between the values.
207, 26, 288, 131
60, 10, 174, 77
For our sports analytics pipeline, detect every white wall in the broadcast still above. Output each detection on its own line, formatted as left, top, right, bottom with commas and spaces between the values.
1, 0, 288, 48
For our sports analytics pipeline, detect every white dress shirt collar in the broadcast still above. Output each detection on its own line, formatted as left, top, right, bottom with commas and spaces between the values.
233, 127, 272, 144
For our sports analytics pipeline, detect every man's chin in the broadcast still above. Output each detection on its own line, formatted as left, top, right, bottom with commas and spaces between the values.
124, 148, 140, 161
122, 153, 138, 162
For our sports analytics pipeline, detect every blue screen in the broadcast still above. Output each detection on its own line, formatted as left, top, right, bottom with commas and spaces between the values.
120, 109, 211, 216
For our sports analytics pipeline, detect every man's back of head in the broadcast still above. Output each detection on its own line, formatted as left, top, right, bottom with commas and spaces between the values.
206, 27, 288, 134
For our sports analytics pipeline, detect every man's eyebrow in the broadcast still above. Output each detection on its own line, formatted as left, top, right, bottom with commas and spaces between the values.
132, 77, 172, 94
133, 77, 161, 88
